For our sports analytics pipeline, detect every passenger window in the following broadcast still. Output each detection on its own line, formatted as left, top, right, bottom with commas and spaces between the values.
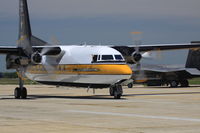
101, 55, 114, 60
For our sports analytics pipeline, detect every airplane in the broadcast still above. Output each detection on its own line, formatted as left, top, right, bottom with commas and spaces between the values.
1, 0, 200, 99
128, 45, 200, 87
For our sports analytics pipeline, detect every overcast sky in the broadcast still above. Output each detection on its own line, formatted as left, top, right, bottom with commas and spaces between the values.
1, 0, 200, 43
0, 0, 200, 71
1, 0, 200, 19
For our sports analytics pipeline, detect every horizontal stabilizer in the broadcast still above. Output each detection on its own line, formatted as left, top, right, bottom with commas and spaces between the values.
31, 36, 47, 46
0, 46, 61, 56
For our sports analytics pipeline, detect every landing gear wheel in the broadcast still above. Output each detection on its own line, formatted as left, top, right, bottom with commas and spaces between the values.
14, 87, 21, 99
21, 87, 27, 99
128, 83, 133, 88
180, 80, 189, 87
113, 85, 123, 99
170, 80, 179, 88
109, 87, 114, 96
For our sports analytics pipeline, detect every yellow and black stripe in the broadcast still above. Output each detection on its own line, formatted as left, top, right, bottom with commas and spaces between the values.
27, 64, 132, 75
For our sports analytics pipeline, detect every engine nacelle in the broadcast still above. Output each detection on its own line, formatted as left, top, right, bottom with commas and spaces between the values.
6, 55, 29, 69
131, 52, 142, 63
31, 52, 42, 64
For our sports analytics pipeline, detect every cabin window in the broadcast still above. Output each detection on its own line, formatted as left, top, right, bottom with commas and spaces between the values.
114, 55, 123, 60
101, 55, 114, 60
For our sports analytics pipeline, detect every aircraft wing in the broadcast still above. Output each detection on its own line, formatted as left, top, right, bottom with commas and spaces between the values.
132, 64, 200, 76
136, 64, 186, 72
0, 46, 22, 55
112, 43, 200, 63
112, 43, 200, 55
0, 46, 61, 56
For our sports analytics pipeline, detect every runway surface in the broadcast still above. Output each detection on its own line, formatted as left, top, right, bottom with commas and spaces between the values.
1, 85, 200, 133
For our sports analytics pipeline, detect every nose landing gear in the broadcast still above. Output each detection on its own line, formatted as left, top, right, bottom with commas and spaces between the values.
14, 70, 27, 99
14, 87, 27, 99
109, 84, 123, 99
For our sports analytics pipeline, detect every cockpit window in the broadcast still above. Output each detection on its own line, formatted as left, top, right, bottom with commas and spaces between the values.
92, 55, 98, 62
101, 55, 114, 60
92, 54, 125, 63
114, 55, 123, 60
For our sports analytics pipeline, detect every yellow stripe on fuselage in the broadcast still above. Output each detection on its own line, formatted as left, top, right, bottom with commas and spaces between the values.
27, 64, 132, 75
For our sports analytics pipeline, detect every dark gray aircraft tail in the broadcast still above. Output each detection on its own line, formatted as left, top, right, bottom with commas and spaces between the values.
185, 42, 200, 70
18, 0, 46, 56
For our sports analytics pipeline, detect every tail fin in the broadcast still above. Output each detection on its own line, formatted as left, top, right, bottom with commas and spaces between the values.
18, 0, 32, 40
185, 49, 200, 70
18, 0, 32, 55
18, 0, 46, 55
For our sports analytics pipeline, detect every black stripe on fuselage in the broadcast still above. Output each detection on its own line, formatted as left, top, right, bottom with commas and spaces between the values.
37, 81, 110, 88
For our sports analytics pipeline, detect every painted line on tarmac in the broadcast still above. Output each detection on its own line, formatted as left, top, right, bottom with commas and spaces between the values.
67, 110, 200, 122
126, 99, 178, 104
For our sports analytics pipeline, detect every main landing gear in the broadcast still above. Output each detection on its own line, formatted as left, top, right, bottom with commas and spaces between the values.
14, 74, 27, 99
169, 80, 189, 88
109, 84, 123, 99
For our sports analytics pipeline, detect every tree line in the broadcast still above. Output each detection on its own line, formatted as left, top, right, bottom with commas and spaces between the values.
0, 72, 18, 78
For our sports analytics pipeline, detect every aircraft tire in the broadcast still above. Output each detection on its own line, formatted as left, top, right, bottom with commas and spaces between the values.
109, 87, 114, 96
113, 85, 123, 99
170, 80, 178, 88
14, 87, 21, 99
180, 80, 189, 87
21, 87, 27, 99
128, 83, 133, 88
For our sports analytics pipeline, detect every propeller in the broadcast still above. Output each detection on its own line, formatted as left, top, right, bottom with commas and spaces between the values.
50, 35, 61, 45
130, 32, 142, 63
142, 51, 162, 60
40, 36, 63, 77
130, 32, 146, 83
25, 36, 63, 80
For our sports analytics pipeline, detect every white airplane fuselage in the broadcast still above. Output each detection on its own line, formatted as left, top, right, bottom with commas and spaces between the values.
25, 45, 132, 88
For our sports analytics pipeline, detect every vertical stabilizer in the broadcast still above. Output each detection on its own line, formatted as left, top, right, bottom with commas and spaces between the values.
19, 0, 32, 40
18, 0, 32, 55
185, 49, 200, 70
17, 0, 47, 56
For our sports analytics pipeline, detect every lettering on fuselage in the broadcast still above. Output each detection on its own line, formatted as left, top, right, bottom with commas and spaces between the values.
27, 64, 132, 75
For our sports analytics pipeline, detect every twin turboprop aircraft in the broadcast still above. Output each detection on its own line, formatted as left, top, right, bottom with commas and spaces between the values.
1, 0, 200, 99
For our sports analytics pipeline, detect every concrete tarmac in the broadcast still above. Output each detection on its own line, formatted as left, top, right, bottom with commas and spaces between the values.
1, 85, 200, 133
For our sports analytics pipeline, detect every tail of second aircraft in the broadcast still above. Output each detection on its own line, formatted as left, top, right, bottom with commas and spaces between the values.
18, 0, 46, 56
185, 42, 200, 70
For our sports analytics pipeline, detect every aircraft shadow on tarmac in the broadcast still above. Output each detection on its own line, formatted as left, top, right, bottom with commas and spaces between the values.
1, 90, 200, 100
133, 86, 200, 89
27, 95, 126, 100
0, 95, 117, 100
124, 91, 200, 97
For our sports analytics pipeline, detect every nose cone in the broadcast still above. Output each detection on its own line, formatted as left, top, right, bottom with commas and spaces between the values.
113, 64, 133, 80
117, 64, 132, 76
105, 64, 132, 78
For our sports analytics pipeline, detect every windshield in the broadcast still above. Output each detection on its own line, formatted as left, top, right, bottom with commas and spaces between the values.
92, 54, 125, 63
114, 55, 123, 60
101, 55, 114, 60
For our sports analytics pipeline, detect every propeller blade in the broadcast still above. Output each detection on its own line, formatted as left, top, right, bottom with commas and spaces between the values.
41, 47, 54, 55
131, 31, 142, 54
142, 51, 162, 60
130, 32, 147, 82
50, 36, 60, 45
41, 51, 65, 79
132, 63, 146, 83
